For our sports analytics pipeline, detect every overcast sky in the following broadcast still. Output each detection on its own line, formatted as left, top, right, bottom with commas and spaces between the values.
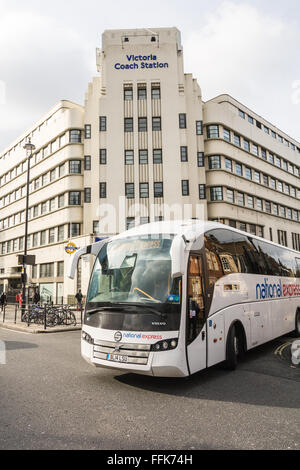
0, 0, 299, 150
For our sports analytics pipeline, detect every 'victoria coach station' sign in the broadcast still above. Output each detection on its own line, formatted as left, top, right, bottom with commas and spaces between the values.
114, 55, 169, 70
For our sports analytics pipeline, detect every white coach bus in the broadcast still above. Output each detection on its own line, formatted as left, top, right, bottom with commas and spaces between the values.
69, 221, 300, 377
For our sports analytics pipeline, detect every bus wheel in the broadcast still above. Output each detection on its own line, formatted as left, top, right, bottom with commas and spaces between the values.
225, 325, 240, 371
295, 310, 300, 337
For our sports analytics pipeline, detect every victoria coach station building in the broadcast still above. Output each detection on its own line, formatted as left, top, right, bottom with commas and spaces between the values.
0, 27, 300, 303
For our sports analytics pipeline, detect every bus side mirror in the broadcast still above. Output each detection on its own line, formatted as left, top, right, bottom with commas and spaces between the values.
171, 236, 186, 278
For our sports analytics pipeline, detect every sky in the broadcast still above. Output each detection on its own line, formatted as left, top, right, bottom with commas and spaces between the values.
0, 0, 299, 150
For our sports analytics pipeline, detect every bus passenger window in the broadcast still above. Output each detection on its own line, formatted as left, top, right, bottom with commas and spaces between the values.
187, 256, 206, 345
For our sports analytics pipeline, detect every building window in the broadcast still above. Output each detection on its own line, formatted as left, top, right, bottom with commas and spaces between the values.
41, 202, 48, 214
100, 183, 107, 199
210, 187, 223, 201
261, 148, 267, 160
100, 149, 107, 165
125, 183, 135, 199
33, 205, 39, 218
69, 192, 81, 206
93, 221, 99, 234
140, 217, 150, 226
58, 194, 65, 208
84, 125, 91, 139
59, 164, 65, 177
199, 185, 206, 200
197, 152, 204, 167
292, 233, 300, 252
227, 189, 234, 204
124, 118, 133, 133
245, 167, 252, 180
151, 87, 161, 100
69, 224, 81, 238
126, 218, 135, 230
124, 88, 133, 100
209, 155, 221, 169
40, 231, 47, 246
237, 192, 244, 206
57, 262, 64, 278
179, 114, 187, 129
33, 233, 39, 248
239, 109, 245, 119
50, 169, 56, 181
69, 130, 82, 143
58, 225, 65, 242
223, 128, 231, 142
138, 87, 147, 100
196, 121, 203, 135
207, 125, 219, 139
273, 204, 279, 216
49, 228, 55, 244
125, 150, 134, 165
252, 144, 259, 156
69, 160, 82, 174
254, 171, 260, 184
244, 140, 250, 152
263, 175, 269, 186
153, 149, 162, 164
278, 230, 287, 247
99, 116, 107, 132
138, 117, 148, 132
152, 117, 161, 131
84, 188, 91, 203
84, 155, 92, 171
265, 201, 271, 214
225, 158, 232, 172
248, 196, 254, 208
140, 183, 149, 199
180, 146, 188, 162
139, 150, 148, 165
154, 182, 163, 198
236, 163, 243, 177
50, 198, 55, 211
40, 263, 54, 278
181, 180, 189, 196
234, 134, 241, 147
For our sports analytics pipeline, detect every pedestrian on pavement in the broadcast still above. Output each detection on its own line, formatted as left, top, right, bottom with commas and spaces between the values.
33, 290, 40, 305
17, 292, 23, 308
0, 292, 6, 311
75, 290, 83, 311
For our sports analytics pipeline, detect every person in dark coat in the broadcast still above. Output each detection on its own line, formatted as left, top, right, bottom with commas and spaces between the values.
33, 290, 40, 305
0, 292, 6, 311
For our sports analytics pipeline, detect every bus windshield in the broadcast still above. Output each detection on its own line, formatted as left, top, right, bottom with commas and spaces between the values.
87, 235, 181, 308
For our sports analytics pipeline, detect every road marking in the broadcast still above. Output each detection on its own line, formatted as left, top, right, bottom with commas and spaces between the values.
274, 342, 292, 357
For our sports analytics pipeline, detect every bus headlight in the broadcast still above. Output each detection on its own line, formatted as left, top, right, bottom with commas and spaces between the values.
151, 339, 178, 352
82, 331, 94, 345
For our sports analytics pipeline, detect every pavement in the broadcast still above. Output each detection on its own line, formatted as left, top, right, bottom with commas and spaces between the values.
0, 305, 82, 334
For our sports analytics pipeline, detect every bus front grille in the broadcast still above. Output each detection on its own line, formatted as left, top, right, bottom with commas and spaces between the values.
93, 339, 151, 365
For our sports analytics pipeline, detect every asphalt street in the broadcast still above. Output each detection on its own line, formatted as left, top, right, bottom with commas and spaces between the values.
0, 329, 299, 450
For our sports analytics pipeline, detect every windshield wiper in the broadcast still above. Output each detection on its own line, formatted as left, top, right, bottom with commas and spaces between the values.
86, 304, 166, 320
86, 307, 128, 315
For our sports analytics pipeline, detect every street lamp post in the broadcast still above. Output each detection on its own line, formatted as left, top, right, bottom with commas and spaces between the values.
21, 138, 36, 316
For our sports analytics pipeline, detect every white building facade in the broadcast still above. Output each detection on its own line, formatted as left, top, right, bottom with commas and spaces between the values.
0, 27, 299, 302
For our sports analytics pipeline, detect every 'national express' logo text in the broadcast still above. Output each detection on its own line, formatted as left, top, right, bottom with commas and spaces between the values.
256, 279, 300, 300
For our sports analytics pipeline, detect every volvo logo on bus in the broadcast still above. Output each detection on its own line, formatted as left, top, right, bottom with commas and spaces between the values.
114, 332, 122, 343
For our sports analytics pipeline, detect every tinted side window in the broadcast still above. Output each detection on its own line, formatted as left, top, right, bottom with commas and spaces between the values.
205, 230, 258, 275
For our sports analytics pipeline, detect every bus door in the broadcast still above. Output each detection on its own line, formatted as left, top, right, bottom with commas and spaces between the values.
186, 255, 207, 374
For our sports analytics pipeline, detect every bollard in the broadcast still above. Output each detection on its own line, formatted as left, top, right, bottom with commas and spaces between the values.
2, 304, 5, 323
14, 304, 17, 324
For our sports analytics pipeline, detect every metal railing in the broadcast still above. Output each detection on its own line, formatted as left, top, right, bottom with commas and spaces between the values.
1, 303, 83, 330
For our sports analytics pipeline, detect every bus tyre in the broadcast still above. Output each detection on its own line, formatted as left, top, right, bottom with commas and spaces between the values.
295, 310, 300, 337
225, 325, 239, 371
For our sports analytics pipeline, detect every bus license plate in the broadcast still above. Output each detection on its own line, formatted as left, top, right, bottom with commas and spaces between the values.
107, 354, 128, 364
